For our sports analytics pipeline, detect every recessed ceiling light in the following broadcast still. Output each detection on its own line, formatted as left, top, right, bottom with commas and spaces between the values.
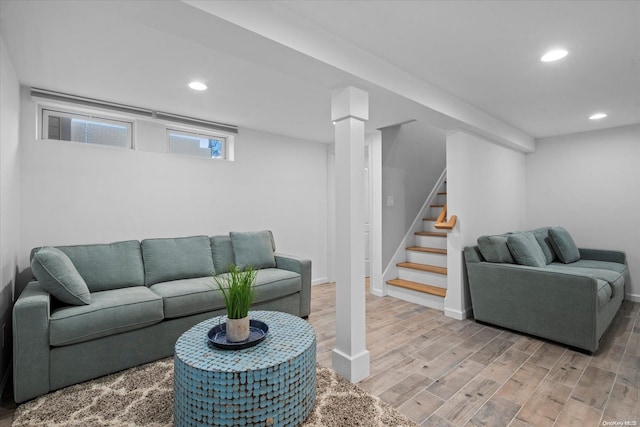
188, 81, 207, 91
589, 112, 607, 120
540, 49, 568, 62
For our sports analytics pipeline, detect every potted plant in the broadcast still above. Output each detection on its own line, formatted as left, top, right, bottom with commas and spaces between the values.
213, 265, 257, 342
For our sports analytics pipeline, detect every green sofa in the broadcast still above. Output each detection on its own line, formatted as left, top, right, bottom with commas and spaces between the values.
464, 226, 628, 354
13, 231, 311, 403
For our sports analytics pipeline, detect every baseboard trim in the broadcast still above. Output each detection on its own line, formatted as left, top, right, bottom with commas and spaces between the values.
444, 306, 472, 320
312, 278, 330, 286
625, 293, 640, 303
370, 288, 385, 297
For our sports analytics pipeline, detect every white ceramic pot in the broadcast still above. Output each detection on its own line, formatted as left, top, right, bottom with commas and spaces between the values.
226, 317, 250, 342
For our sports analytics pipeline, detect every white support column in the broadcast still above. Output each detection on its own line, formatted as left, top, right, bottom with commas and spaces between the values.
331, 86, 370, 382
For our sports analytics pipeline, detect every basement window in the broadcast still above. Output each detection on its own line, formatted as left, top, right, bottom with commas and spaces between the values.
42, 108, 133, 148
167, 129, 227, 160
33, 88, 237, 159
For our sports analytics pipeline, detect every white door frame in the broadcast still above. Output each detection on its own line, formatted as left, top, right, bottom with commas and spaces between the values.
367, 131, 384, 296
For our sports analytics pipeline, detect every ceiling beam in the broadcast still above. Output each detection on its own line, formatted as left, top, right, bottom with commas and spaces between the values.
183, 0, 535, 153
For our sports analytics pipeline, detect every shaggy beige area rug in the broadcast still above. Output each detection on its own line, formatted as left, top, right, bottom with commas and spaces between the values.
12, 358, 417, 427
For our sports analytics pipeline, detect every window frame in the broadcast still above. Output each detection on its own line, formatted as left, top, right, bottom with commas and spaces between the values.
165, 127, 230, 161
33, 89, 237, 161
40, 107, 134, 149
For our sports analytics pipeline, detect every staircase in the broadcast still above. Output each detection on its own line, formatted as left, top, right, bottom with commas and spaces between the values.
386, 182, 450, 311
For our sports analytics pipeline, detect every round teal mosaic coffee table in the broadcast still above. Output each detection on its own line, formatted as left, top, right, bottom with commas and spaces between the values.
174, 310, 316, 427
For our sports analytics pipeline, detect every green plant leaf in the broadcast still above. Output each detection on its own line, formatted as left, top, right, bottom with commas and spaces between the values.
212, 265, 256, 319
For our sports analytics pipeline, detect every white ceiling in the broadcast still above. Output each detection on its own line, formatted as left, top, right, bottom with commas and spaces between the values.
1, 0, 638, 145
279, 0, 640, 139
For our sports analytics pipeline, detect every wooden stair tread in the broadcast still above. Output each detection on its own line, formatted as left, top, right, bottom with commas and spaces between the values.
407, 246, 447, 255
431, 204, 445, 208
397, 262, 447, 275
437, 192, 447, 195
387, 279, 446, 297
416, 231, 447, 237
423, 217, 438, 221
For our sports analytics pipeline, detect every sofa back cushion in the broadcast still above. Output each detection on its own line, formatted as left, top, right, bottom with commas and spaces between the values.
45, 240, 145, 292
477, 234, 514, 263
230, 230, 276, 270
507, 232, 547, 268
532, 227, 555, 264
142, 235, 214, 286
549, 227, 581, 264
31, 247, 91, 305
211, 235, 235, 275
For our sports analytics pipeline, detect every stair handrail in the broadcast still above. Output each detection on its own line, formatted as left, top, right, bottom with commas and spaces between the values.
434, 204, 457, 230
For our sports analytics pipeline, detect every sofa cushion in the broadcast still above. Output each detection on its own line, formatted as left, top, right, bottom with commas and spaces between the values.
596, 279, 613, 310
211, 235, 235, 275
230, 230, 276, 270
608, 271, 625, 300
150, 268, 300, 319
532, 227, 555, 264
549, 227, 581, 263
507, 232, 547, 268
31, 247, 91, 305
547, 264, 625, 298
142, 236, 215, 286
49, 286, 163, 346
477, 234, 514, 263
565, 259, 628, 275
218, 268, 301, 305
150, 277, 225, 319
45, 241, 145, 292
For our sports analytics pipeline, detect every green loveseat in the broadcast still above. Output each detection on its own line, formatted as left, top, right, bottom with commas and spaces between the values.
464, 226, 628, 354
13, 231, 311, 403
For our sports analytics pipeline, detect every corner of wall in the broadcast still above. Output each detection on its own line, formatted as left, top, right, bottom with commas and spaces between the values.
0, 32, 22, 398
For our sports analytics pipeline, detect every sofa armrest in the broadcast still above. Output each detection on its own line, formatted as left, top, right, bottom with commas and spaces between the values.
579, 248, 627, 264
13, 281, 51, 403
275, 253, 311, 317
466, 262, 599, 352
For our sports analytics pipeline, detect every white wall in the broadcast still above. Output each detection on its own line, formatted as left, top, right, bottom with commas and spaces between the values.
381, 120, 446, 267
526, 124, 640, 301
446, 131, 527, 318
19, 92, 329, 285
0, 34, 21, 389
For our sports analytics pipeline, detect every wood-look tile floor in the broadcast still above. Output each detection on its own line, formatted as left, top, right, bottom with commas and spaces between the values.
309, 282, 640, 427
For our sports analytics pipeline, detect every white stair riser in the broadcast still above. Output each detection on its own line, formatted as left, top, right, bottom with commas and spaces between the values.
387, 286, 444, 311
435, 194, 447, 205
397, 268, 447, 288
416, 235, 447, 249
422, 220, 439, 233
430, 206, 443, 218
407, 251, 447, 267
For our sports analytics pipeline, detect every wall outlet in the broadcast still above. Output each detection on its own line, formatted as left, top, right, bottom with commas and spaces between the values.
387, 196, 394, 207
